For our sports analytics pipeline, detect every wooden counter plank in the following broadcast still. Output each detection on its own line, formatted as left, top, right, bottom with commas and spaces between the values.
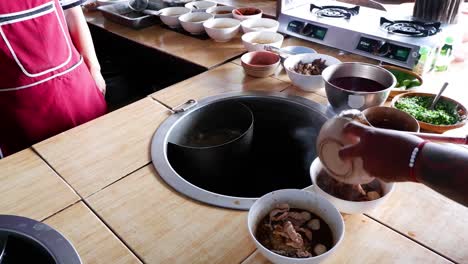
242, 214, 452, 264
0, 149, 79, 221
367, 183, 468, 263
85, 11, 245, 69
282, 85, 330, 106
151, 62, 290, 107
44, 202, 141, 264
33, 98, 169, 198
86, 165, 256, 264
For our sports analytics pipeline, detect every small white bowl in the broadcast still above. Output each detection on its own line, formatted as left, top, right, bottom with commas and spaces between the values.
179, 12, 214, 34
203, 18, 240, 42
310, 158, 395, 215
185, 0, 217, 12
284, 53, 341, 92
241, 18, 279, 33
282, 46, 317, 55
159, 7, 191, 28
242, 31, 284, 52
248, 189, 344, 264
206, 6, 236, 18
232, 7, 263, 21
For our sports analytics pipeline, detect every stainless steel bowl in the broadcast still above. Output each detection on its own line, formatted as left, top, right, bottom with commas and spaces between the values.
322, 62, 396, 111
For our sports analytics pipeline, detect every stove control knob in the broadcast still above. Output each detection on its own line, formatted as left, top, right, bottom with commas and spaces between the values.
301, 23, 314, 36
287, 21, 305, 34
372, 41, 391, 56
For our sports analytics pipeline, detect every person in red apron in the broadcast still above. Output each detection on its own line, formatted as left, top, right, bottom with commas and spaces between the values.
0, 0, 107, 157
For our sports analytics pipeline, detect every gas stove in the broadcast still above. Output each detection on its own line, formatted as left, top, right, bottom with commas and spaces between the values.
277, 0, 453, 69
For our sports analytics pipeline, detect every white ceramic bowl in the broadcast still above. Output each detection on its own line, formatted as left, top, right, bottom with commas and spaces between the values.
241, 18, 279, 33
185, 0, 217, 12
179, 12, 214, 34
232, 7, 263, 21
206, 6, 236, 18
159, 7, 191, 28
284, 53, 341, 92
310, 158, 395, 215
282, 46, 317, 55
203, 18, 240, 42
316, 117, 375, 185
248, 189, 345, 264
242, 31, 284, 52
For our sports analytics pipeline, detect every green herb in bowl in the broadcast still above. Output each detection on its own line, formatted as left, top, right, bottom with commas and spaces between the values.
394, 96, 462, 125
389, 69, 422, 90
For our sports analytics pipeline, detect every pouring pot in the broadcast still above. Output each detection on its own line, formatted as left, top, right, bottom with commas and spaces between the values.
167, 101, 254, 183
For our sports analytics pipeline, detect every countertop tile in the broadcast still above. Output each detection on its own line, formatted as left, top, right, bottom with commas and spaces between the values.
0, 149, 79, 220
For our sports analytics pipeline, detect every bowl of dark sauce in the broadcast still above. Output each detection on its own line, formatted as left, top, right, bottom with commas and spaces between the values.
322, 62, 396, 111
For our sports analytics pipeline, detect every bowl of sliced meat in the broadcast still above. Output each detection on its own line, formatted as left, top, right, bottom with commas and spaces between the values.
247, 189, 344, 264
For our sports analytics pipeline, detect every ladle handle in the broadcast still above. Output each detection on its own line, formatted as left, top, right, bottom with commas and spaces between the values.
152, 97, 198, 114
429, 82, 448, 110
409, 132, 468, 145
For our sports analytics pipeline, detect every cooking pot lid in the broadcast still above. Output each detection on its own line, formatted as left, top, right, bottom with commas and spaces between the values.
0, 215, 81, 264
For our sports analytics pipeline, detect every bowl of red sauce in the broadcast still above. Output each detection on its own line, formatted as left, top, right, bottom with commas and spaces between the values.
232, 7, 262, 21
322, 62, 396, 111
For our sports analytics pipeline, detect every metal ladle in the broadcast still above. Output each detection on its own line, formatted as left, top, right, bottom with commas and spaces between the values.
339, 109, 468, 145
429, 82, 449, 110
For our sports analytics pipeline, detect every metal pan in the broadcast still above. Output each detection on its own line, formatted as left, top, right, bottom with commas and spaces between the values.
167, 101, 254, 182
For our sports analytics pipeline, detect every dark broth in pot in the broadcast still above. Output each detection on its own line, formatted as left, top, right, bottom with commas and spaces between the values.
330, 77, 386, 92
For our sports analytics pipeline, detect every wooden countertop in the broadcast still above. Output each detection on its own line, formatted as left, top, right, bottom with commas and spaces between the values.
0, 149, 140, 263
0, 149, 79, 220
2, 3, 467, 263
21, 60, 466, 263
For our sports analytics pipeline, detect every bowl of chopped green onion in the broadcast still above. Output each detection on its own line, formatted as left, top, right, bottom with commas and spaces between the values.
391, 92, 467, 133
382, 65, 423, 98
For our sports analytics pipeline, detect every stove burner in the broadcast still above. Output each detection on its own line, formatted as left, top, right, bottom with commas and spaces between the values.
310, 4, 360, 19
380, 17, 441, 37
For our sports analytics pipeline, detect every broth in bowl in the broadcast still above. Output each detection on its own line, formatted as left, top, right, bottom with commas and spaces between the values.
255, 204, 334, 258
329, 77, 386, 92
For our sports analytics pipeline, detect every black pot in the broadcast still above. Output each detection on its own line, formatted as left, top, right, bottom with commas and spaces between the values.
167, 101, 254, 189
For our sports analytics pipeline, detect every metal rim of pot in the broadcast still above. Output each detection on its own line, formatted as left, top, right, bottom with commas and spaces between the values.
169, 102, 254, 150
151, 91, 334, 210
0, 215, 81, 264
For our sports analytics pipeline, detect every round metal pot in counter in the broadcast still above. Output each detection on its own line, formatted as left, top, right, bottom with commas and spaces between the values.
167, 101, 254, 181
151, 91, 334, 210
322, 62, 396, 111
0, 215, 81, 264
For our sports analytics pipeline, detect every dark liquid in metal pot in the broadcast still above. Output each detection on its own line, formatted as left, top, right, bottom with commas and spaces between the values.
330, 77, 386, 92
188, 129, 242, 147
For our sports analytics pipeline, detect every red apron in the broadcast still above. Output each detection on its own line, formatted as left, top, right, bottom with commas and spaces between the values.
0, 0, 107, 156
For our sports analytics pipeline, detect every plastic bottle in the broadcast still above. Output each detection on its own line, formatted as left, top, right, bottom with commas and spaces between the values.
413, 46, 431, 75
435, 37, 454, 72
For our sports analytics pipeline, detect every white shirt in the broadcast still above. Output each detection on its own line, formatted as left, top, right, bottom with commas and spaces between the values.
59, 0, 86, 9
